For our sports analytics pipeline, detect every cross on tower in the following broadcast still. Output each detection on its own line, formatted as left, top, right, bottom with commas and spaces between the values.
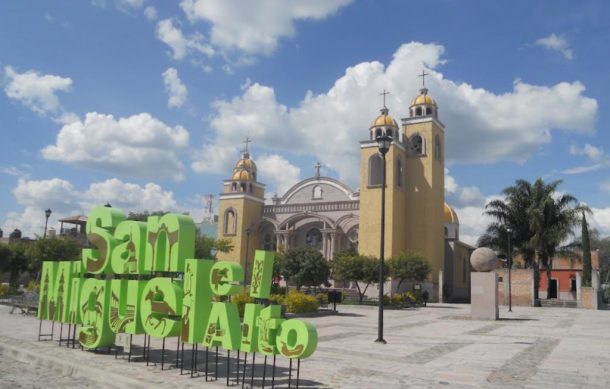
379, 89, 390, 108
418, 70, 429, 87
242, 137, 252, 153
314, 161, 321, 178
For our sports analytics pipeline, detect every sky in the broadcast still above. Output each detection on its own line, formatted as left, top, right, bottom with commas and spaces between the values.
1, 0, 609, 245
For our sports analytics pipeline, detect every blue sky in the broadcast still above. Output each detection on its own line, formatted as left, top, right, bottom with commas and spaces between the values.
1, 0, 609, 244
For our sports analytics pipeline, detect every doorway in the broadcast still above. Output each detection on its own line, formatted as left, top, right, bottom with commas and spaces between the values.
549, 279, 558, 299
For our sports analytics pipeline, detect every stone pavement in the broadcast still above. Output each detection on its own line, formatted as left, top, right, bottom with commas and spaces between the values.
1, 303, 609, 388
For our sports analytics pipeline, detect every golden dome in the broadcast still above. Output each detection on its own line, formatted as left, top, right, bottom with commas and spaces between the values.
231, 169, 255, 181
411, 93, 436, 106
444, 203, 459, 225
231, 152, 257, 182
371, 113, 398, 128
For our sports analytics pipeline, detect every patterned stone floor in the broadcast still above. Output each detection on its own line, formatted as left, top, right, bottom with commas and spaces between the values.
1, 303, 609, 388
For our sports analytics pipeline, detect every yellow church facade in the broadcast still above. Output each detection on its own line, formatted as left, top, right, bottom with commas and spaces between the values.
216, 86, 474, 302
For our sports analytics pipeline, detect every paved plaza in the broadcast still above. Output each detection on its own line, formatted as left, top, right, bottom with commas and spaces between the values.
1, 303, 609, 388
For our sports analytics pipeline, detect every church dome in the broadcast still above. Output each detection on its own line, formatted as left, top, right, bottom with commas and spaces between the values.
409, 87, 438, 119
371, 112, 398, 128
444, 203, 459, 225
369, 106, 398, 141
411, 92, 436, 106
231, 152, 257, 182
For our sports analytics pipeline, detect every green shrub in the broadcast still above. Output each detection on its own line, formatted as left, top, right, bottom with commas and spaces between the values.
391, 294, 404, 305
0, 284, 9, 297
284, 290, 319, 313
316, 293, 328, 305
26, 280, 39, 293
232, 292, 255, 317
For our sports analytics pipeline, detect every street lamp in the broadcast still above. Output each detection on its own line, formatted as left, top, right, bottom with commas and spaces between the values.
244, 226, 252, 289
375, 134, 392, 344
507, 227, 512, 312
44, 208, 52, 238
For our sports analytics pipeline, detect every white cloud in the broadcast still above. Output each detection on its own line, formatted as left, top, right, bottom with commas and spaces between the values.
535, 33, 573, 60
2, 177, 183, 238
452, 205, 494, 247
180, 0, 353, 56
256, 154, 301, 195
42, 112, 189, 180
192, 42, 597, 186
156, 18, 214, 61
162, 67, 188, 108
569, 143, 604, 161
601, 181, 610, 195
590, 206, 610, 238
3, 66, 72, 115
143, 5, 157, 20
445, 168, 457, 195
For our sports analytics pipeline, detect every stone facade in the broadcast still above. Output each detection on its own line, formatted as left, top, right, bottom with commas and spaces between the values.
496, 268, 535, 307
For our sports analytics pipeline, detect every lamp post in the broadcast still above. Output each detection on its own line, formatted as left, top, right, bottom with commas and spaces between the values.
244, 226, 252, 289
507, 227, 512, 312
44, 208, 52, 238
375, 134, 392, 344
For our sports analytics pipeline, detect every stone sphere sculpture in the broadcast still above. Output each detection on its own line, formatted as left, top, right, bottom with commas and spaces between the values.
470, 247, 499, 272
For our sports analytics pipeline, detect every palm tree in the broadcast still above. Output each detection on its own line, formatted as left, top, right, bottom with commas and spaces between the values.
481, 178, 587, 301
527, 179, 589, 299
480, 179, 536, 267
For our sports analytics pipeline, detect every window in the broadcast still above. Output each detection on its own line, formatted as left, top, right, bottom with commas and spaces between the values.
347, 227, 359, 251
411, 134, 423, 155
375, 128, 382, 138
263, 233, 276, 251
368, 154, 383, 186
312, 185, 323, 200
231, 182, 237, 192
240, 183, 247, 192
415, 107, 422, 116
223, 208, 237, 235
305, 228, 322, 249
386, 129, 393, 138
435, 135, 442, 161
426, 107, 432, 115
395, 157, 403, 188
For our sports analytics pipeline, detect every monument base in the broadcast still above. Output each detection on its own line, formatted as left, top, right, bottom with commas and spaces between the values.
471, 272, 498, 320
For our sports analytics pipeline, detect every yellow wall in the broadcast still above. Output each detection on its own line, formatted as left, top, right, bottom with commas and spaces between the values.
358, 143, 408, 259
403, 119, 445, 283
216, 195, 264, 274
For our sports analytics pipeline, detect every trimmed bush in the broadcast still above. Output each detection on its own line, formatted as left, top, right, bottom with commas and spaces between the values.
231, 292, 255, 317
284, 290, 319, 313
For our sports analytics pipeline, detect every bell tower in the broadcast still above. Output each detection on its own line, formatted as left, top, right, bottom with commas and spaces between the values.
216, 139, 265, 268
402, 76, 446, 296
358, 92, 409, 259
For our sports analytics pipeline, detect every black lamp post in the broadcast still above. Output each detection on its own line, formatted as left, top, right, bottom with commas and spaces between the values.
44, 208, 52, 238
244, 226, 252, 288
507, 227, 512, 312
375, 134, 392, 344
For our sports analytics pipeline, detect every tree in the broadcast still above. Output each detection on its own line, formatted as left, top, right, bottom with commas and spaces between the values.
281, 247, 330, 291
26, 237, 81, 273
481, 178, 587, 301
194, 230, 233, 260
581, 212, 592, 287
0, 242, 31, 288
126, 210, 168, 221
332, 251, 379, 303
527, 179, 587, 299
388, 252, 431, 291
480, 179, 536, 267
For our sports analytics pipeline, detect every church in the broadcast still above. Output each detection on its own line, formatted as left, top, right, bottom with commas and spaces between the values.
216, 83, 474, 302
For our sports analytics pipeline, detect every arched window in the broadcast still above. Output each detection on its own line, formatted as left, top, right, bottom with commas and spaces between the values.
426, 107, 432, 115
240, 182, 247, 192
375, 128, 382, 138
395, 157, 403, 188
368, 154, 383, 186
411, 134, 423, 155
223, 208, 237, 235
263, 233, 276, 251
231, 182, 237, 192
435, 135, 442, 161
386, 129, 393, 138
312, 185, 323, 200
415, 107, 422, 116
347, 227, 359, 251
305, 228, 322, 249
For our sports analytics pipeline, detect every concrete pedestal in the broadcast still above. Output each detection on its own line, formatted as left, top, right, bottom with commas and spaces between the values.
471, 272, 498, 320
